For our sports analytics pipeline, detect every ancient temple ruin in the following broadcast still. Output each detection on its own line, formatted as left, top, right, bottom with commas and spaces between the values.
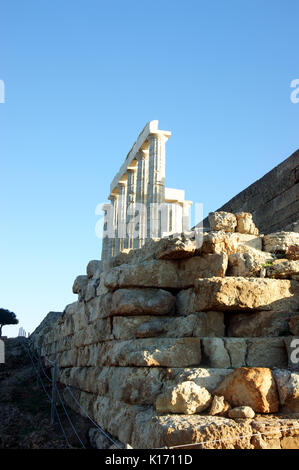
101, 121, 192, 263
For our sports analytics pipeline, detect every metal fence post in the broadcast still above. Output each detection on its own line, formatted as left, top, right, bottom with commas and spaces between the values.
50, 360, 58, 424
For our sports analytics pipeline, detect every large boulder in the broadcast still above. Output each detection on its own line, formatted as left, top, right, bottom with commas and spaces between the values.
155, 381, 212, 415
214, 367, 279, 413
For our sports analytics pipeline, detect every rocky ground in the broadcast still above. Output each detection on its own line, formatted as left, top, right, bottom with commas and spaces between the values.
0, 337, 93, 449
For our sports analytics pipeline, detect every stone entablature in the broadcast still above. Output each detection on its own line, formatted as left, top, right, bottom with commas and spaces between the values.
101, 121, 192, 263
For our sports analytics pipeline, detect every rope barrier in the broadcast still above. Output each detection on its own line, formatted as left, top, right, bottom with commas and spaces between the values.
29, 343, 121, 449
22, 343, 72, 448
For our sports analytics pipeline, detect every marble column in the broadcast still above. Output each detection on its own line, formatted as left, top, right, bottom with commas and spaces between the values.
101, 203, 111, 262
135, 150, 149, 248
108, 194, 117, 257
125, 168, 137, 250
147, 133, 167, 239
117, 181, 127, 253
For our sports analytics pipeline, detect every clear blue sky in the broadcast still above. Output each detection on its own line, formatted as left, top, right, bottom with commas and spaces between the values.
1, 0, 298, 337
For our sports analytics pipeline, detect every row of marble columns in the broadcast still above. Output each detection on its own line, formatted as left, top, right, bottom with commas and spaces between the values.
101, 132, 187, 262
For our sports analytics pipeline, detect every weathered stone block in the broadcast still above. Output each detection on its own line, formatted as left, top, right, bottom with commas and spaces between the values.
200, 231, 262, 255
209, 211, 237, 232
194, 277, 299, 312
227, 310, 298, 337
110, 288, 176, 316
98, 338, 202, 367
263, 231, 299, 254
246, 338, 287, 368
112, 311, 224, 340
228, 249, 274, 277
104, 254, 227, 290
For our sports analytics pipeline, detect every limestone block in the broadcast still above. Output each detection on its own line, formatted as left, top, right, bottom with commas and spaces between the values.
85, 293, 113, 321
105, 255, 227, 290
263, 231, 299, 254
227, 310, 298, 337
110, 288, 176, 316
85, 280, 98, 303
176, 288, 196, 315
214, 367, 279, 413
246, 338, 287, 368
273, 369, 299, 412
113, 311, 224, 340
131, 414, 254, 449
202, 338, 231, 368
266, 260, 299, 279
154, 236, 197, 260
72, 302, 89, 331
228, 249, 274, 277
113, 315, 156, 340
96, 366, 167, 405
60, 312, 74, 337
93, 396, 147, 446
57, 349, 78, 368
73, 319, 112, 347
228, 406, 255, 419
224, 338, 247, 368
86, 260, 103, 279
193, 311, 225, 337
209, 211, 237, 232
72, 275, 88, 301
105, 261, 179, 290
235, 212, 259, 235
155, 381, 212, 415
194, 277, 299, 312
202, 338, 247, 368
77, 344, 100, 367
200, 231, 262, 255
135, 318, 167, 338
98, 338, 202, 367
178, 254, 228, 286
208, 395, 231, 416
96, 273, 110, 296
